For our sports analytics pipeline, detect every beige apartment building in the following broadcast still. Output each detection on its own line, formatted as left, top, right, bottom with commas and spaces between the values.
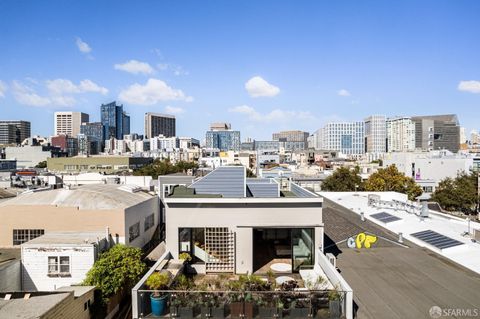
0, 184, 159, 248
47, 156, 153, 174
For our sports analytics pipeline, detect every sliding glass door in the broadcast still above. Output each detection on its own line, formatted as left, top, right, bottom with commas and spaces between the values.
291, 228, 314, 272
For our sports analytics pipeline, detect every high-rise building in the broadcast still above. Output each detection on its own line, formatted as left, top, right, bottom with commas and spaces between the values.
122, 112, 130, 136
80, 122, 105, 154
51, 135, 78, 157
386, 117, 416, 152
101, 101, 128, 140
0, 120, 31, 145
272, 130, 310, 151
205, 123, 240, 151
54, 112, 89, 137
272, 130, 309, 143
411, 114, 460, 152
364, 115, 386, 154
144, 113, 176, 138
314, 122, 365, 156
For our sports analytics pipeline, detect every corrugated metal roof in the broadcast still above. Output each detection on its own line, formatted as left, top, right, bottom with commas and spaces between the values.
189, 166, 245, 198
246, 182, 279, 198
290, 182, 317, 198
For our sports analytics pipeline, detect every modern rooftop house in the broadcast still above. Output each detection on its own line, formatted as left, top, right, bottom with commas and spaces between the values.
162, 166, 323, 275
132, 166, 353, 319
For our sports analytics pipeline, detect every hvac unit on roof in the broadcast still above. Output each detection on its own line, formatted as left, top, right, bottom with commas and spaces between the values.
474, 229, 480, 242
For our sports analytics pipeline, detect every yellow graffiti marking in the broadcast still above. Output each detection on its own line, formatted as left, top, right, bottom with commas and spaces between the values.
354, 233, 378, 249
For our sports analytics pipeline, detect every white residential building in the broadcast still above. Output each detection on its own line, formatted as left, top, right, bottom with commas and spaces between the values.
150, 135, 179, 151
21, 231, 109, 291
161, 166, 323, 274
386, 117, 416, 152
314, 122, 365, 156
383, 150, 474, 193
54, 112, 89, 137
364, 115, 386, 154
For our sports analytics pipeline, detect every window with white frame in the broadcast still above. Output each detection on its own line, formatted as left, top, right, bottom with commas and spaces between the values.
48, 256, 70, 276
144, 214, 155, 231
129, 222, 140, 242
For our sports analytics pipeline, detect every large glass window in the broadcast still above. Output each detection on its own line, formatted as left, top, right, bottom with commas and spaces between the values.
292, 228, 314, 272
178, 228, 206, 264
144, 214, 155, 231
129, 222, 140, 242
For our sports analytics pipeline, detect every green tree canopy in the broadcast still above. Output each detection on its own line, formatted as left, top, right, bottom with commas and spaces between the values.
364, 165, 422, 200
431, 172, 479, 214
83, 244, 146, 303
35, 160, 47, 168
133, 159, 198, 179
321, 166, 363, 192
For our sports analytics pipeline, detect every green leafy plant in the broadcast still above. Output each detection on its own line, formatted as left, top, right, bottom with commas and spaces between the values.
305, 275, 326, 290
364, 165, 422, 200
83, 244, 146, 303
146, 272, 171, 297
178, 252, 192, 263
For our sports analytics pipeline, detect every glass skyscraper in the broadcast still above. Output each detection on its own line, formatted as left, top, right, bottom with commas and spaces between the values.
101, 101, 130, 140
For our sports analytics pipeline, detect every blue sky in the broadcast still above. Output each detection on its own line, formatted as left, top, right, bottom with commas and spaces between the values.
1, 1, 479, 140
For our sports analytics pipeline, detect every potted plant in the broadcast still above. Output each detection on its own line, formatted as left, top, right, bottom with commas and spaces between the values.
179, 252, 192, 263
172, 274, 197, 318
328, 288, 342, 318
288, 297, 311, 318
201, 293, 227, 318
146, 272, 171, 317
256, 293, 283, 318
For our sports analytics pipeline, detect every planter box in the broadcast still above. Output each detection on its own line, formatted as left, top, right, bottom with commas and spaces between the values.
201, 306, 226, 318
230, 302, 256, 319
178, 306, 195, 318
258, 307, 283, 318
288, 307, 310, 318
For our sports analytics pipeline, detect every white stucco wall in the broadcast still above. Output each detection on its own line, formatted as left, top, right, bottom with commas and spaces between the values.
21, 245, 96, 291
125, 197, 159, 248
164, 198, 323, 274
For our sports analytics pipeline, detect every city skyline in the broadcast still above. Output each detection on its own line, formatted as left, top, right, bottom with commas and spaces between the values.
1, 1, 480, 139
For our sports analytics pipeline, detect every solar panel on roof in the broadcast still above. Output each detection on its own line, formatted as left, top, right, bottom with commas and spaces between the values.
370, 212, 402, 223
410, 230, 464, 250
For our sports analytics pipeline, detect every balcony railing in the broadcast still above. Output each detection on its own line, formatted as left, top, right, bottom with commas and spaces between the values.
134, 289, 347, 318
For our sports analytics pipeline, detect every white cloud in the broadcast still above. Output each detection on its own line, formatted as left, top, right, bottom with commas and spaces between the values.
12, 81, 53, 107
458, 80, 480, 94
46, 79, 108, 95
156, 63, 189, 76
245, 76, 280, 97
114, 60, 155, 75
12, 78, 108, 107
165, 106, 185, 114
118, 78, 193, 105
229, 105, 313, 123
0, 81, 7, 98
76, 37, 92, 54
337, 89, 351, 96
78, 79, 109, 94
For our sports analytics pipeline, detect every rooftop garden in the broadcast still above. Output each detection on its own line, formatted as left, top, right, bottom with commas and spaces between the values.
135, 254, 345, 318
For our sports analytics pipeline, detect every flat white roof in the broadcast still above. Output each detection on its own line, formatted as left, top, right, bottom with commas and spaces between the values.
319, 191, 480, 275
